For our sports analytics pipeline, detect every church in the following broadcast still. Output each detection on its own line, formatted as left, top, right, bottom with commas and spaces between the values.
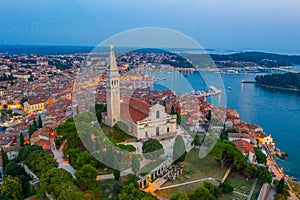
104, 43, 177, 140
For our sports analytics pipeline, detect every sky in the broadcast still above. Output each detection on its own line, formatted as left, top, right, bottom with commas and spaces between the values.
1, 0, 300, 53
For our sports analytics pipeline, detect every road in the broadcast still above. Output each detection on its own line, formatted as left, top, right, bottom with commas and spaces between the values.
52, 140, 76, 178
247, 179, 258, 200
158, 177, 218, 191
267, 157, 284, 180
266, 157, 299, 200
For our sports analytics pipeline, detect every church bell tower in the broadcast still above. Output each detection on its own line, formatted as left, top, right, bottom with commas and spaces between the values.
106, 42, 120, 127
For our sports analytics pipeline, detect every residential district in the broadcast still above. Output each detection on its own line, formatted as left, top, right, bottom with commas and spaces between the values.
0, 45, 298, 200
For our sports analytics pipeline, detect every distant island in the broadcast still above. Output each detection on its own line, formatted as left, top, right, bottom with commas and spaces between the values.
182, 51, 300, 68
210, 52, 300, 68
255, 72, 300, 91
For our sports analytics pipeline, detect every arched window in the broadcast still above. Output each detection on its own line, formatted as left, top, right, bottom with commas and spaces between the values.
156, 110, 160, 119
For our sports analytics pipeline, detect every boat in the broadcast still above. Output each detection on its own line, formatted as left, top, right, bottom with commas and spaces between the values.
228, 86, 232, 90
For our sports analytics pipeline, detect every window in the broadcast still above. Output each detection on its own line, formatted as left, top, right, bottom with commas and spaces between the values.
145, 132, 148, 138
167, 127, 170, 133
156, 127, 159, 136
156, 110, 160, 119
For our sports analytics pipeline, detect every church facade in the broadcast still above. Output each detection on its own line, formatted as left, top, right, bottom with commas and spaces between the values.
104, 43, 177, 140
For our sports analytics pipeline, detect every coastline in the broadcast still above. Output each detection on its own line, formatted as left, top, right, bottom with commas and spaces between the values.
255, 83, 300, 92
152, 70, 300, 182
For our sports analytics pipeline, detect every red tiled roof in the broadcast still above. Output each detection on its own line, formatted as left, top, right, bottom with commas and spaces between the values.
234, 140, 255, 155
27, 99, 44, 105
120, 103, 148, 123
34, 139, 51, 150
4, 144, 20, 152
257, 132, 269, 138
121, 96, 151, 114
31, 126, 54, 138
229, 133, 251, 139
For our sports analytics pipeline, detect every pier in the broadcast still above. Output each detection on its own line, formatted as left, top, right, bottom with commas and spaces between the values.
242, 80, 256, 84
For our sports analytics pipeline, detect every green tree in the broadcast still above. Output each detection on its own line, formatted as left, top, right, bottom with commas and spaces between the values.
207, 109, 212, 121
131, 154, 140, 175
176, 113, 181, 124
76, 105, 80, 115
95, 103, 106, 124
220, 182, 234, 194
4, 161, 30, 180
173, 135, 187, 162
276, 178, 290, 198
3, 161, 33, 198
66, 148, 80, 165
83, 184, 105, 200
75, 164, 98, 191
113, 168, 121, 181
163, 101, 167, 111
57, 181, 85, 200
55, 118, 83, 150
170, 192, 189, 200
188, 186, 216, 200
38, 115, 43, 129
33, 118, 37, 129
39, 168, 73, 199
220, 131, 228, 141
192, 134, 201, 145
0, 175, 23, 200
124, 175, 139, 188
257, 166, 272, 183
74, 150, 99, 170
113, 156, 120, 181
254, 148, 267, 164
17, 145, 42, 162
25, 151, 58, 177
203, 181, 221, 198
96, 108, 102, 123
118, 144, 136, 152
212, 141, 247, 170
142, 139, 164, 160
28, 119, 38, 137
243, 163, 258, 178
277, 178, 285, 194
19, 133, 25, 147
171, 105, 176, 115
118, 183, 156, 200
28, 124, 36, 137
1, 148, 9, 170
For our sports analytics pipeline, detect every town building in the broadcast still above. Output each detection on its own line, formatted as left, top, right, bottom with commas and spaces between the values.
104, 43, 177, 140
257, 132, 275, 146
30, 126, 55, 151
234, 140, 256, 164
12, 72, 30, 80
23, 99, 45, 113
